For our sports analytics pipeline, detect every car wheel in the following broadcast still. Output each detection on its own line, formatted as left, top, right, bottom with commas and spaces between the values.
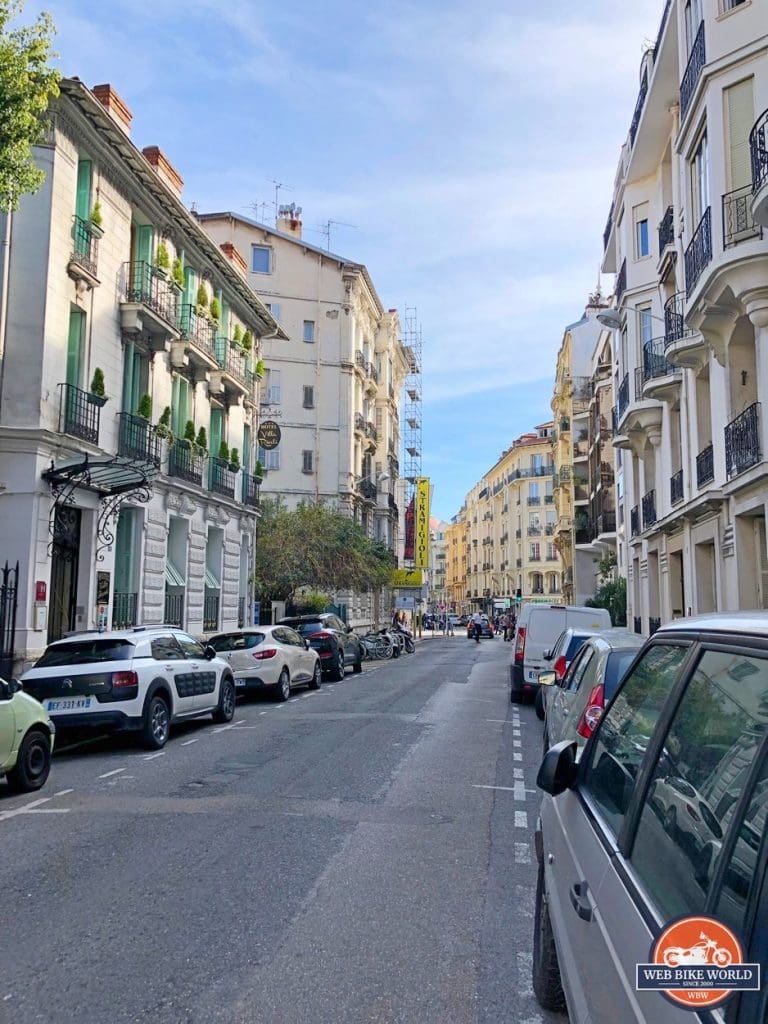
535, 688, 545, 721
276, 667, 291, 701
212, 676, 236, 723
510, 688, 522, 704
141, 694, 170, 750
330, 651, 345, 681
664, 805, 677, 835
532, 859, 567, 1012
308, 662, 322, 690
6, 729, 51, 793
353, 655, 363, 674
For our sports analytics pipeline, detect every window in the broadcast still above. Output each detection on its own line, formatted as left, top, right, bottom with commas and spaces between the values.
637, 305, 653, 347
530, 543, 541, 561
262, 369, 281, 405
721, 0, 747, 8
725, 78, 754, 191
66, 308, 85, 388
633, 202, 650, 259
303, 320, 315, 343
684, 0, 702, 52
690, 130, 709, 226
302, 385, 314, 409
170, 375, 190, 436
631, 650, 768, 922
264, 302, 281, 320
150, 636, 183, 661
251, 245, 271, 274
302, 450, 313, 473
258, 444, 280, 470
176, 633, 206, 660
584, 643, 689, 835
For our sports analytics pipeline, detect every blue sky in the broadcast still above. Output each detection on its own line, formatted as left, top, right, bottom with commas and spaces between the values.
35, 0, 662, 519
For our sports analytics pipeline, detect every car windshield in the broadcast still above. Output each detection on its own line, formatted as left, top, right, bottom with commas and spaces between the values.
291, 622, 325, 636
604, 649, 642, 700
35, 639, 134, 666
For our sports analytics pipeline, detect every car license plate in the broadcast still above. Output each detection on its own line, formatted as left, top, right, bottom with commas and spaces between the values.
235, 680, 247, 688
44, 697, 92, 713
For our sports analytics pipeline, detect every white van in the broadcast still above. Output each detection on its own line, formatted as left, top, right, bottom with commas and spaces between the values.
510, 603, 611, 703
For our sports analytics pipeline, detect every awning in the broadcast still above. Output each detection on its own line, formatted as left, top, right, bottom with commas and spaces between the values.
165, 559, 185, 587
204, 567, 221, 590
42, 452, 158, 497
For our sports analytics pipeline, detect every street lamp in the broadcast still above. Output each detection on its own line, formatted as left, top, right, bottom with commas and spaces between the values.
353, 471, 390, 488
597, 307, 667, 330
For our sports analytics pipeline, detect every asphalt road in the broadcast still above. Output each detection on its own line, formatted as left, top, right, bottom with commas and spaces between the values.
1, 635, 568, 1024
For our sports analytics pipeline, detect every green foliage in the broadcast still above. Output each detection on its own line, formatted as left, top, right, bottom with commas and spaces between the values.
89, 367, 105, 397
171, 256, 184, 290
242, 330, 253, 352
196, 283, 208, 310
229, 447, 240, 470
0, 2, 60, 210
195, 426, 207, 451
155, 240, 170, 270
252, 499, 397, 603
136, 393, 152, 420
90, 200, 102, 227
254, 458, 264, 480
183, 419, 196, 445
218, 439, 229, 462
209, 296, 221, 321
293, 590, 331, 614
586, 577, 627, 627
155, 405, 172, 440
233, 323, 242, 342
255, 358, 265, 378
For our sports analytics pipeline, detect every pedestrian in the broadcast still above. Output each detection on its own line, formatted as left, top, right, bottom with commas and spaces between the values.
471, 610, 483, 643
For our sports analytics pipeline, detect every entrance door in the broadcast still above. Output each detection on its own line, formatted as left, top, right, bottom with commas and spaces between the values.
48, 508, 81, 643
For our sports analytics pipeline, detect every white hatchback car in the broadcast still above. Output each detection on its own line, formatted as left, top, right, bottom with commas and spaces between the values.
209, 625, 321, 701
21, 627, 236, 750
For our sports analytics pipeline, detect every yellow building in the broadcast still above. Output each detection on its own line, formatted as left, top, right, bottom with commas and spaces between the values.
445, 516, 468, 612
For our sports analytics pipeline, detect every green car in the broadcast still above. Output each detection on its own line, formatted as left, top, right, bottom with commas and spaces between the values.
0, 677, 55, 792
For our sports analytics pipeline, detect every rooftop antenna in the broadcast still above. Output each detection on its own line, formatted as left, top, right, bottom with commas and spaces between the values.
316, 218, 357, 252
268, 179, 294, 226
247, 199, 270, 223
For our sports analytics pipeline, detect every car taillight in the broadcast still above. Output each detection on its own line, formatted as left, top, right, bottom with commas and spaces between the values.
554, 655, 567, 680
112, 671, 138, 688
686, 802, 701, 821
514, 627, 526, 664
577, 684, 604, 739
311, 631, 333, 640
252, 648, 277, 660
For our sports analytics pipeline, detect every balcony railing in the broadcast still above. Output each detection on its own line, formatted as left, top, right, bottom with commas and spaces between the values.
179, 304, 217, 359
671, 469, 684, 506
696, 444, 714, 488
209, 457, 237, 498
725, 402, 761, 479
366, 362, 378, 383
617, 373, 630, 420
203, 592, 220, 632
117, 412, 162, 468
722, 185, 762, 248
164, 591, 184, 628
365, 422, 378, 442
388, 494, 399, 517
168, 440, 205, 486
544, 494, 554, 504
545, 524, 555, 536
58, 383, 100, 445
751, 108, 768, 194
658, 206, 674, 252
680, 21, 705, 122
124, 261, 179, 328
112, 592, 137, 629
527, 496, 541, 506
649, 617, 662, 635
70, 216, 98, 277
215, 338, 248, 384
575, 521, 594, 544
684, 207, 712, 297
642, 490, 657, 530
597, 511, 616, 535
603, 200, 615, 252
616, 258, 627, 301
354, 412, 365, 432
664, 291, 694, 348
643, 338, 679, 383
242, 472, 261, 508
629, 70, 649, 148
528, 526, 542, 536
355, 350, 365, 371
631, 505, 641, 537
634, 617, 642, 635
358, 479, 377, 501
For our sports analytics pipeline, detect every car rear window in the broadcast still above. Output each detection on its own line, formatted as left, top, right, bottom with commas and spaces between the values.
36, 639, 134, 666
604, 649, 642, 700
293, 622, 325, 636
210, 633, 265, 652
566, 635, 589, 660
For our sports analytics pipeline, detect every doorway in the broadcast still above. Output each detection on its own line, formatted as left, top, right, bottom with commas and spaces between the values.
48, 507, 82, 643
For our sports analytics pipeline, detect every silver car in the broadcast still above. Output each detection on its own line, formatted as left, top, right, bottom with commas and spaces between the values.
209, 625, 321, 701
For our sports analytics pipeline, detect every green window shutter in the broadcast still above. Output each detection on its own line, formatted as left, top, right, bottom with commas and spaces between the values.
179, 378, 189, 432
136, 225, 154, 269
66, 309, 84, 387
171, 375, 182, 436
220, 297, 229, 340
114, 508, 137, 593
183, 267, 196, 307
122, 341, 135, 412
243, 424, 251, 472
210, 408, 223, 458
75, 160, 92, 221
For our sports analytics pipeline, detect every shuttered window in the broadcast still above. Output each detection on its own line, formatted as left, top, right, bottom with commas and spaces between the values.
75, 159, 92, 220
725, 77, 754, 191
66, 308, 85, 387
171, 375, 190, 436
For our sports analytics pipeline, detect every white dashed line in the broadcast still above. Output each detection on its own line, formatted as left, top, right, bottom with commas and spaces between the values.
143, 751, 165, 761
514, 754, 523, 762
515, 842, 532, 864
513, 730, 521, 738
212, 723, 238, 734
289, 698, 301, 703
513, 769, 524, 780
0, 797, 51, 821
180, 738, 199, 746
259, 711, 268, 715
54, 789, 74, 797
513, 740, 522, 748
98, 768, 126, 779
515, 810, 529, 828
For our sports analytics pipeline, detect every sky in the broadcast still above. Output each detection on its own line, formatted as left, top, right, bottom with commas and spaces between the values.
32, 0, 663, 520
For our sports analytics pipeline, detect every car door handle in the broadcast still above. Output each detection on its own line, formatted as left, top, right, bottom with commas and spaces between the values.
569, 880, 594, 922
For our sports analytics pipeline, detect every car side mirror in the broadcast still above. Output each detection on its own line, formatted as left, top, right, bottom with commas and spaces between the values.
9, 679, 22, 694
537, 740, 579, 796
538, 671, 557, 687
204, 645, 217, 660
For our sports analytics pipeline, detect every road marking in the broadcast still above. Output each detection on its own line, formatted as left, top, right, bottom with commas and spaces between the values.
25, 808, 70, 815
212, 723, 238, 734
515, 842, 532, 864
259, 711, 269, 715
485, 719, 513, 724
0, 797, 51, 821
515, 810, 529, 828
98, 768, 126, 780
181, 738, 199, 746
456, 698, 495, 704
513, 769, 524, 780
54, 789, 74, 797
289, 698, 301, 703
514, 753, 522, 762
143, 751, 165, 761
513, 730, 521, 738
473, 784, 528, 799
513, 740, 522, 748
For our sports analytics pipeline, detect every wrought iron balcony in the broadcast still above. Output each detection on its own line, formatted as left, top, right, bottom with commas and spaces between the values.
642, 490, 657, 529
684, 207, 712, 298
725, 402, 761, 479
203, 592, 220, 632
603, 200, 614, 252
528, 525, 542, 536
527, 496, 541, 506
617, 373, 630, 420
354, 412, 365, 432
366, 362, 378, 383
58, 383, 100, 446
751, 108, 768, 205
179, 304, 217, 361
69, 216, 99, 279
631, 505, 641, 537
696, 444, 714, 488
658, 206, 674, 252
680, 21, 705, 122
164, 591, 184, 628
664, 291, 693, 348
242, 471, 261, 508
671, 469, 684, 506
365, 422, 378, 442
209, 457, 237, 498
545, 524, 555, 536
629, 70, 649, 147
358, 479, 377, 501
168, 439, 205, 486
544, 494, 554, 504
117, 412, 162, 468
597, 511, 616, 535
616, 258, 627, 301
355, 350, 365, 371
643, 338, 680, 386
123, 261, 179, 331
215, 338, 248, 386
722, 185, 762, 248
112, 592, 137, 629
575, 521, 594, 545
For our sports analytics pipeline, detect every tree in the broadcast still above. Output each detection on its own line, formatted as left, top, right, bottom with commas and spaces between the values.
252, 499, 396, 603
585, 549, 626, 626
0, 1, 60, 210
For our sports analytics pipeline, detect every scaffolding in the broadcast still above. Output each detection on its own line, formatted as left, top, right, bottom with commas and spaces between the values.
402, 305, 423, 507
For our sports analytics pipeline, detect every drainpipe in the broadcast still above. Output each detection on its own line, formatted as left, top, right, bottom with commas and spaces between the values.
0, 204, 13, 415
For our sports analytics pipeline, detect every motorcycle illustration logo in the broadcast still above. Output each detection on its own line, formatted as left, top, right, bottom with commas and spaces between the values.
662, 933, 733, 968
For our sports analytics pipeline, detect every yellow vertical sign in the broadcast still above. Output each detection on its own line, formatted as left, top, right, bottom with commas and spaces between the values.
415, 477, 430, 569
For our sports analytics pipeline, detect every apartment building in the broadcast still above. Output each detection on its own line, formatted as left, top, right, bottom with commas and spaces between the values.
427, 519, 449, 611
445, 515, 468, 613
0, 80, 282, 668
602, 0, 768, 631
458, 424, 562, 611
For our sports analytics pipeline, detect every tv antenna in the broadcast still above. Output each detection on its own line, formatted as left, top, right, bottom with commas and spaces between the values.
316, 218, 357, 252
268, 179, 294, 225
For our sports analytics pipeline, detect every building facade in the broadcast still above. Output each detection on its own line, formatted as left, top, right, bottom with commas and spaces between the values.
602, 0, 768, 631
445, 515, 468, 613
427, 518, 449, 611
0, 80, 281, 668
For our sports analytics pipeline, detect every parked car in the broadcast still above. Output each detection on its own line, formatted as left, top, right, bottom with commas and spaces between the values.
0, 676, 55, 792
511, 603, 611, 703
533, 612, 768, 1022
538, 629, 643, 751
535, 627, 593, 719
209, 625, 321, 700
277, 613, 363, 679
467, 615, 495, 639
21, 627, 236, 750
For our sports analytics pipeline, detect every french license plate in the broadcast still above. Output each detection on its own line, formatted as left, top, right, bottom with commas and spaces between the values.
235, 680, 247, 688
44, 697, 92, 713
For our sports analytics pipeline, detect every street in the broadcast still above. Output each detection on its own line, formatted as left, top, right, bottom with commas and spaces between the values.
1, 635, 567, 1024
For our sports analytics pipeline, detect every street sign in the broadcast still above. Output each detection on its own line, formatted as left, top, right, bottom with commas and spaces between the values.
257, 420, 281, 450
395, 596, 415, 610
392, 568, 423, 587
414, 477, 430, 569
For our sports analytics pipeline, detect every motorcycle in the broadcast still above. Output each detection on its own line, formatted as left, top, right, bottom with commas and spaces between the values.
392, 622, 415, 654
662, 933, 733, 967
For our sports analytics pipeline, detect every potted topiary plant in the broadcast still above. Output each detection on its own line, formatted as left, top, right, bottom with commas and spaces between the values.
218, 439, 230, 464
209, 297, 221, 323
195, 426, 208, 456
90, 201, 104, 239
137, 393, 152, 420
196, 283, 208, 316
154, 241, 170, 279
228, 447, 240, 472
242, 329, 253, 353
254, 458, 264, 482
88, 367, 107, 407
232, 324, 242, 349
155, 406, 173, 441
180, 419, 196, 449
254, 358, 265, 379
171, 257, 184, 293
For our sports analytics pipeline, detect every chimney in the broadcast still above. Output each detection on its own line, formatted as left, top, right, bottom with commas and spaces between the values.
142, 146, 184, 198
219, 242, 248, 277
92, 84, 132, 135
276, 202, 303, 239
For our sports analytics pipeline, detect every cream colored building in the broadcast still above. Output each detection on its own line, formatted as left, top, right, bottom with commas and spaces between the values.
445, 516, 468, 613
0, 80, 282, 667
602, 0, 768, 632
